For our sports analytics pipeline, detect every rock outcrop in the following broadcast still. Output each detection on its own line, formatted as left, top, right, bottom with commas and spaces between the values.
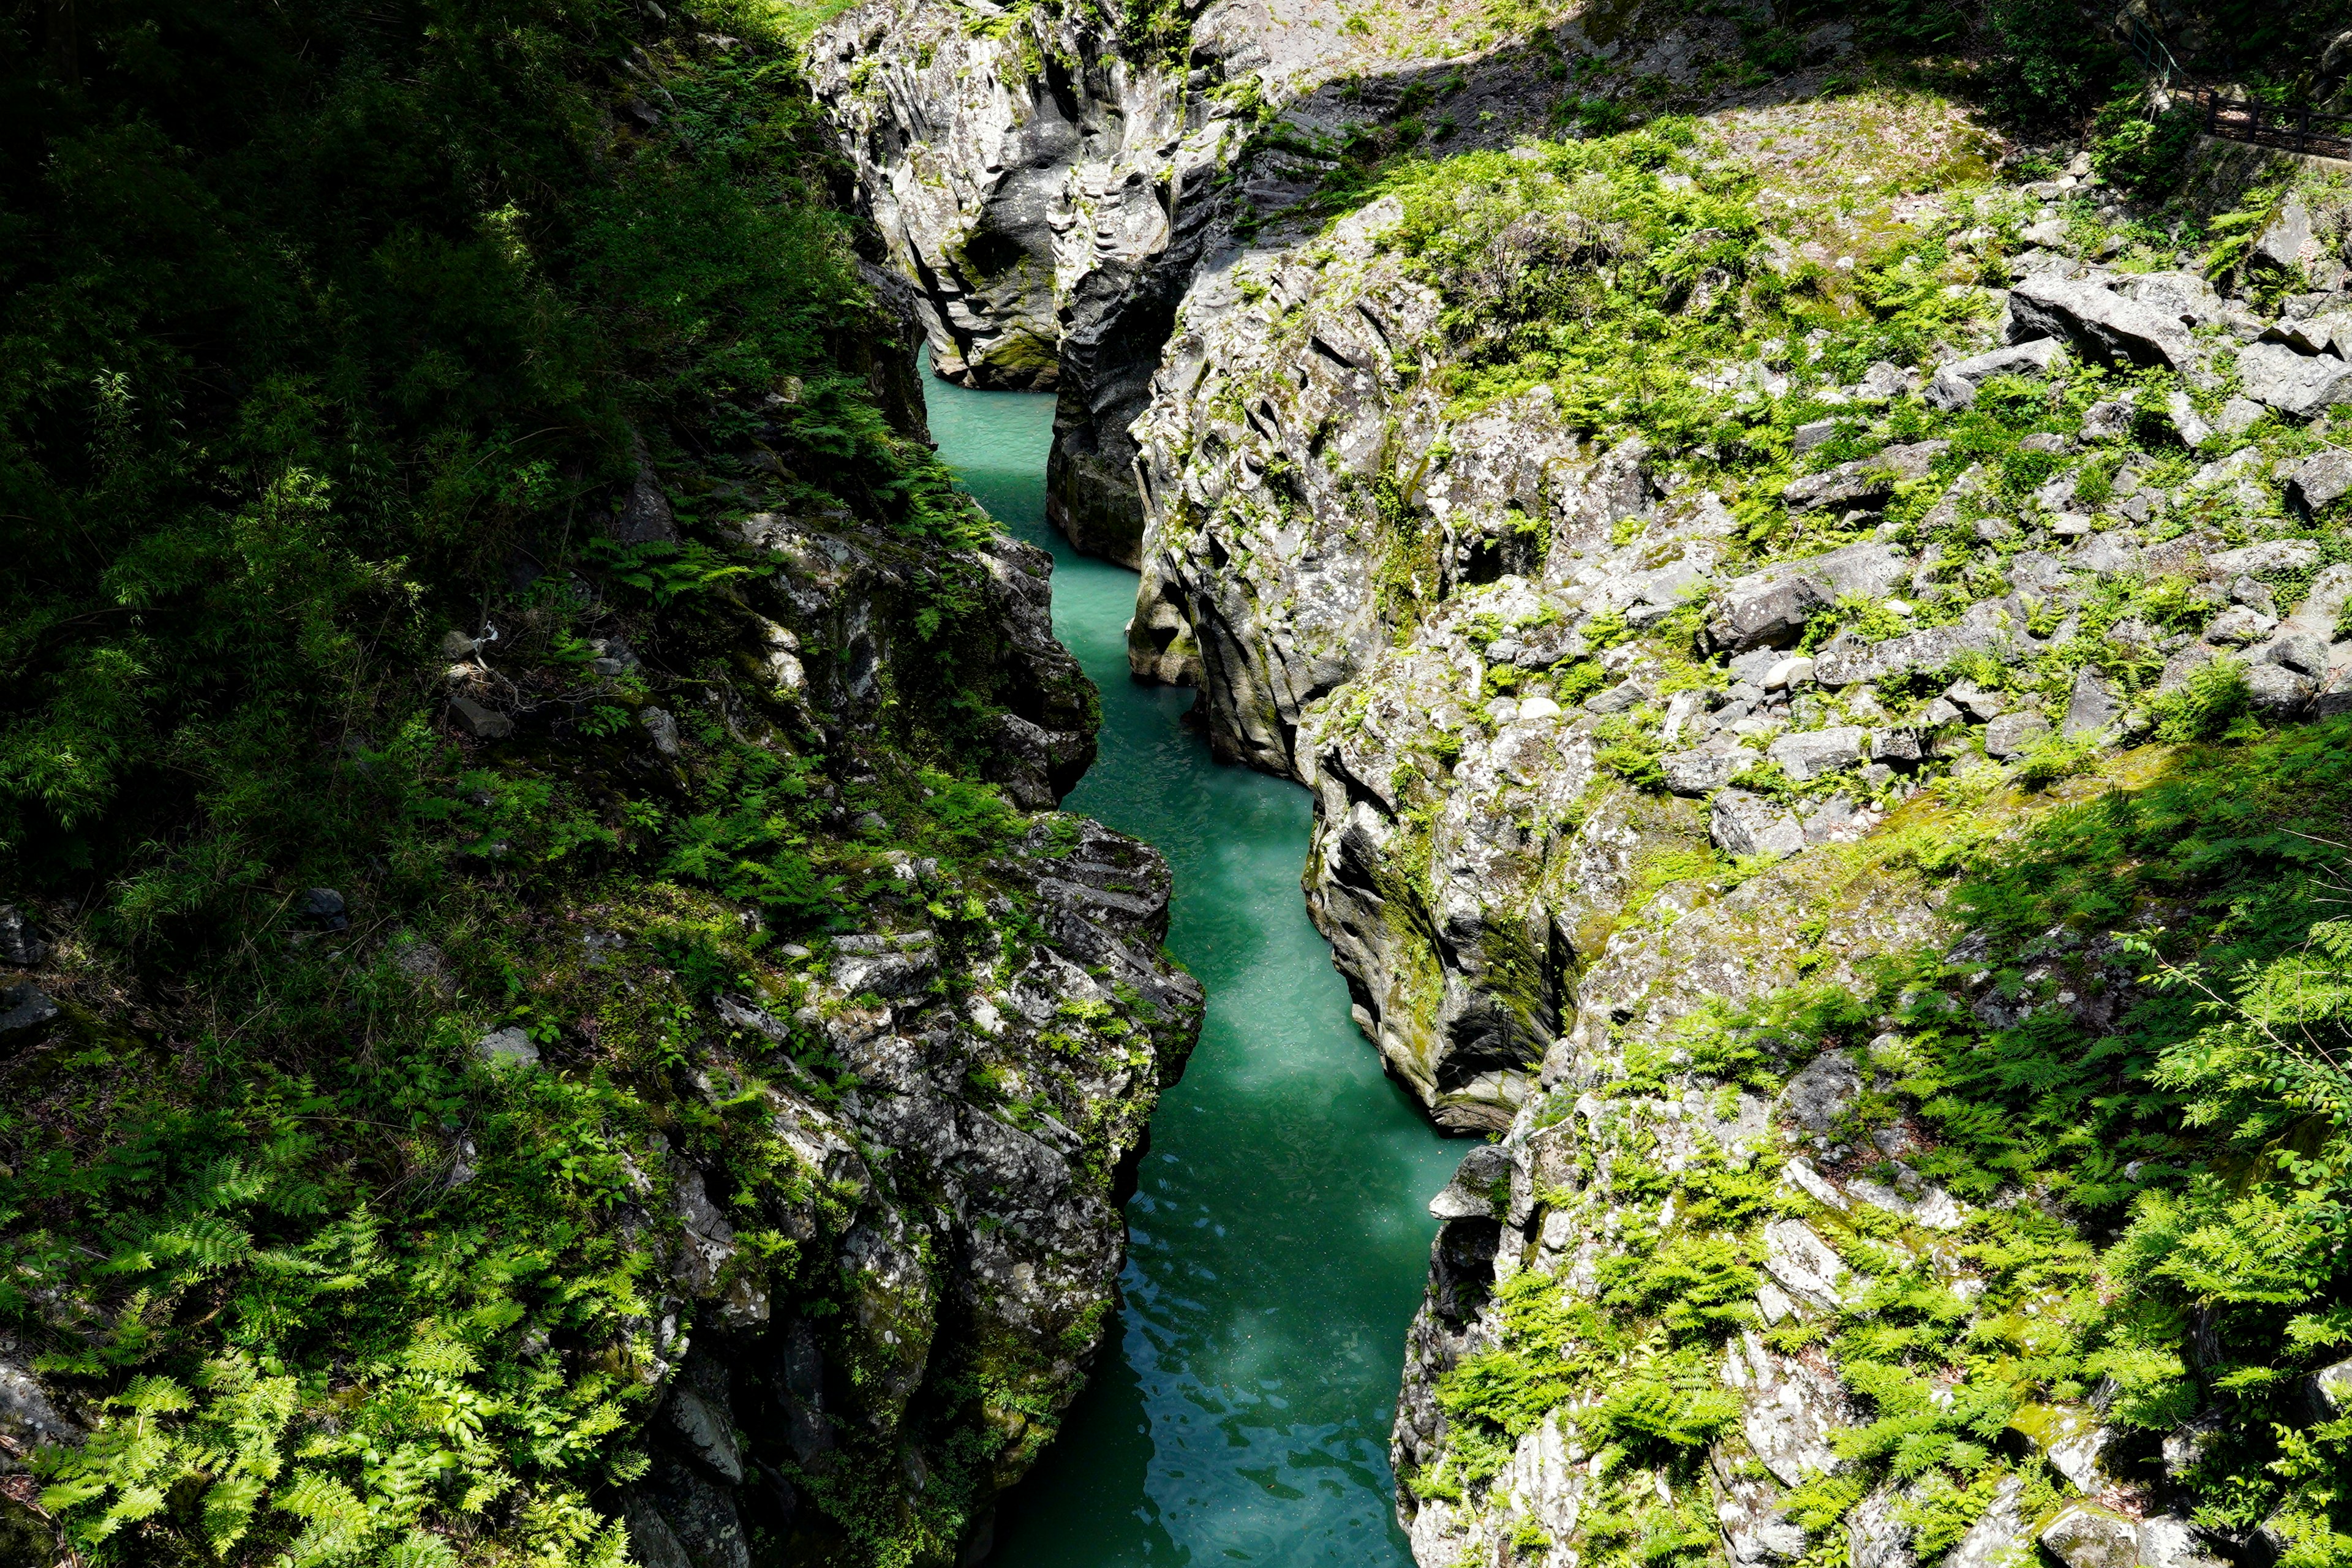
1115, 84, 2352, 1133
806, 0, 1733, 565
616, 810, 1202, 1567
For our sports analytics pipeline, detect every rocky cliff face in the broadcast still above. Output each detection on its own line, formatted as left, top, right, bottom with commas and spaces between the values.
1109, 55, 2352, 1565
805, 0, 1224, 565
600, 510, 1205, 1568
804, 0, 1584, 565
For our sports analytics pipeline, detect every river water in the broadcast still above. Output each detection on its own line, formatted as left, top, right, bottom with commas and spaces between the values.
922, 364, 1460, 1568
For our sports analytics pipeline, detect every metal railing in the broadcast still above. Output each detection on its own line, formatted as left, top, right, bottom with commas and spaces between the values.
2176, 85, 2352, 161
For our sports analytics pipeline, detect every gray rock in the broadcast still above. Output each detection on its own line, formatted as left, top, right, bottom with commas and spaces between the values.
1588, 678, 1651, 714
2007, 274, 2193, 370
1739, 1340, 1851, 1482
1984, 711, 2049, 758
2214, 540, 2321, 580
449, 693, 513, 740
1869, 726, 1924, 763
2070, 531, 2142, 577
2269, 631, 2329, 677
2252, 195, 2313, 274
1943, 1477, 2025, 1568
1854, 360, 1918, 402
1662, 748, 1757, 795
2317, 668, 2352, 718
300, 887, 348, 929
2167, 390, 2214, 447
0, 1360, 78, 1452
642, 706, 683, 756
1923, 337, 2068, 410
2206, 605, 2280, 646
0, 906, 47, 968
1848, 1485, 1916, 1568
1783, 443, 1949, 513
475, 1025, 540, 1070
2136, 1515, 2228, 1568
2063, 667, 2124, 738
1712, 790, 1806, 857
663, 1384, 745, 1484
1430, 1144, 1512, 1220
1793, 418, 1845, 453
2215, 396, 2267, 437
2237, 342, 2352, 418
2114, 270, 2226, 328
1711, 573, 1834, 652
2288, 450, 2352, 516
1768, 726, 1868, 782
619, 1493, 698, 1568
2078, 398, 2135, 441
1814, 601, 2016, 687
2040, 1505, 2138, 1568
2310, 1356, 2352, 1415
613, 434, 680, 546
0, 982, 59, 1038
1780, 1049, 1860, 1137
2248, 668, 2323, 728
1945, 680, 2007, 722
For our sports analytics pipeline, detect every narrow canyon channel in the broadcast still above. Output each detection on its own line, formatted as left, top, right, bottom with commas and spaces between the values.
923, 360, 1463, 1566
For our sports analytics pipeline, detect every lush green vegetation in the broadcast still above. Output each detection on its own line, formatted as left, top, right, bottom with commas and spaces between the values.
1425, 730, 2352, 1564
0, 0, 1095, 1562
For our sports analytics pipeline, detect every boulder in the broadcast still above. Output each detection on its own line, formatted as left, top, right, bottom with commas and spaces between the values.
2137, 1515, 2229, 1568
1761, 1218, 1854, 1309
0, 1360, 79, 1452
2309, 1356, 2352, 1416
1814, 601, 2016, 686
300, 887, 348, 930
2288, 450, 2352, 516
0, 982, 59, 1038
1711, 790, 1805, 857
2040, 1505, 2138, 1568
643, 705, 684, 756
1846, 1485, 1915, 1568
2251, 195, 2313, 275
2114, 270, 2226, 329
1944, 1477, 2026, 1568
2167, 390, 2214, 447
2268, 631, 2329, 677
2205, 605, 2279, 646
2070, 532, 2142, 577
2211, 540, 2320, 579
2239, 658, 2314, 719
2007, 274, 2194, 370
2063, 666, 2124, 738
1779, 1049, 1860, 1137
1767, 726, 1868, 782
449, 693, 514, 740
614, 432, 682, 545
1429, 1144, 1512, 1221
1711, 573, 1833, 651
2237, 342, 2352, 418
0, 905, 47, 968
1662, 748, 1757, 796
1984, 711, 2049, 758
1782, 444, 1948, 514
475, 1025, 540, 1070
2078, 398, 2135, 441
1923, 337, 2068, 410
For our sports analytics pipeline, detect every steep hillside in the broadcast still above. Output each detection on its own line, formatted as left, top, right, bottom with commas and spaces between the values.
805, 0, 2352, 1562
0, 4, 1198, 1567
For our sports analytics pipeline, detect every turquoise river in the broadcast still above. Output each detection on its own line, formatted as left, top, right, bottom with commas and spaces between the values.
922, 361, 1462, 1568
